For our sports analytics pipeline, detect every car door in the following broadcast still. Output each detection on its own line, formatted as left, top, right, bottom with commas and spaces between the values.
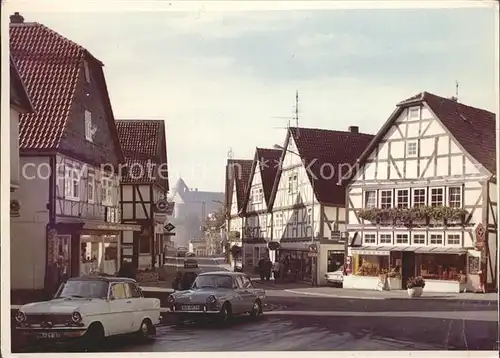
240, 275, 258, 311
125, 282, 143, 331
108, 282, 134, 335
233, 276, 252, 313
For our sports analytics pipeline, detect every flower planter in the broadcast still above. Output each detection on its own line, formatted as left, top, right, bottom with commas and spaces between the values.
388, 277, 402, 290
407, 287, 423, 297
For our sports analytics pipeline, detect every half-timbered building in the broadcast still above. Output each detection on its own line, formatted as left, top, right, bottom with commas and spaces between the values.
225, 159, 253, 253
269, 126, 374, 285
241, 148, 281, 269
344, 92, 497, 293
116, 120, 170, 270
9, 13, 140, 299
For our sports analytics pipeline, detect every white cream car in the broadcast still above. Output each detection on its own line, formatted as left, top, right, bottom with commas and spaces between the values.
15, 276, 161, 348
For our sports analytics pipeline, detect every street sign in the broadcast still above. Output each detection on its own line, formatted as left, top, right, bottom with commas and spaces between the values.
155, 199, 168, 212
164, 223, 175, 232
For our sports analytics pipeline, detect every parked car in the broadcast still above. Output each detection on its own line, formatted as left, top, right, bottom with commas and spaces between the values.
325, 266, 344, 287
14, 275, 161, 349
167, 272, 265, 325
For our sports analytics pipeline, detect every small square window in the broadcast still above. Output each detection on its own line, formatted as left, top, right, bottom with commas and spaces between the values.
409, 107, 419, 119
407, 142, 417, 156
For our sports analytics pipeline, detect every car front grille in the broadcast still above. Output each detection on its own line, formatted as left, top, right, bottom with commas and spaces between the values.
26, 314, 71, 325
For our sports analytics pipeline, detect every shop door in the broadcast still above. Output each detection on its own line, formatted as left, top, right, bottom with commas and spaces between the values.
401, 251, 415, 289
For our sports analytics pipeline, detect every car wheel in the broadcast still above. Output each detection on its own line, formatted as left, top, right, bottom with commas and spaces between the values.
137, 319, 153, 341
217, 303, 232, 324
80, 322, 105, 352
249, 299, 263, 318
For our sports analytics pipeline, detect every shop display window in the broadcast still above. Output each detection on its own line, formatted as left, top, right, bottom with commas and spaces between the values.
354, 255, 389, 277
416, 254, 466, 282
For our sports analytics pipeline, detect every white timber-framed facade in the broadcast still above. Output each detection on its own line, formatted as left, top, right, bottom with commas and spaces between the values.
344, 92, 497, 293
269, 126, 374, 285
225, 159, 253, 262
241, 148, 281, 270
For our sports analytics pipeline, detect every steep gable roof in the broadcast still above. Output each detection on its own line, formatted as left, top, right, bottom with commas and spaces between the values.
270, 127, 374, 207
242, 148, 282, 211
225, 159, 253, 215
343, 91, 496, 183
10, 17, 122, 163
115, 119, 169, 191
10, 55, 33, 112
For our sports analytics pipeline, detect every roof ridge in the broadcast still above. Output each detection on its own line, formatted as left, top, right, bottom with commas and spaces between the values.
424, 91, 495, 116
290, 126, 373, 136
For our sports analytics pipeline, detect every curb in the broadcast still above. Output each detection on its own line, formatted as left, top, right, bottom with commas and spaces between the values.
282, 289, 497, 305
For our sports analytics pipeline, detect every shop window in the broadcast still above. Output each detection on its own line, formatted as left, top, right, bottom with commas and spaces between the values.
416, 253, 466, 281
364, 191, 376, 208
380, 190, 393, 209
447, 234, 461, 245
396, 189, 409, 208
430, 188, 444, 207
354, 255, 389, 277
448, 187, 462, 208
412, 233, 426, 245
412, 188, 426, 207
363, 233, 376, 244
429, 234, 443, 245
379, 233, 392, 244
395, 234, 409, 244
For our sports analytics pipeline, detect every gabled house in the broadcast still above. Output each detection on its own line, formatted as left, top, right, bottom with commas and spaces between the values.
9, 13, 140, 299
116, 119, 170, 270
343, 92, 497, 293
241, 148, 281, 269
225, 159, 253, 251
269, 126, 374, 285
9, 54, 33, 197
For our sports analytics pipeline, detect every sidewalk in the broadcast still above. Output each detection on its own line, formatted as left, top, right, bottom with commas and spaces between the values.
276, 286, 498, 304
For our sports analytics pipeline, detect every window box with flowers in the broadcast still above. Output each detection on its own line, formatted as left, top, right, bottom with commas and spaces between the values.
357, 206, 467, 227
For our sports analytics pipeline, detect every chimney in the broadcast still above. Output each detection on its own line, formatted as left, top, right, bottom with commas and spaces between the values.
450, 96, 458, 102
10, 12, 24, 24
348, 126, 359, 134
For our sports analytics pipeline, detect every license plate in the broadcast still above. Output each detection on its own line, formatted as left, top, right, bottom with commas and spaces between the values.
181, 304, 200, 311
38, 332, 60, 339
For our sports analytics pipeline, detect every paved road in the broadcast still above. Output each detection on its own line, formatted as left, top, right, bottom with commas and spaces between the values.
13, 259, 498, 352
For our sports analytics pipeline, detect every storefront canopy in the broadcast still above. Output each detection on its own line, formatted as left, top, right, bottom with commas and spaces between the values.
351, 246, 468, 256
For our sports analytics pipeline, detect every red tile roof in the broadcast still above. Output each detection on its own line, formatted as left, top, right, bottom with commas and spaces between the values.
402, 92, 496, 175
270, 127, 374, 207
115, 120, 169, 191
346, 91, 497, 182
10, 55, 33, 112
225, 159, 253, 215
242, 148, 282, 211
10, 20, 103, 150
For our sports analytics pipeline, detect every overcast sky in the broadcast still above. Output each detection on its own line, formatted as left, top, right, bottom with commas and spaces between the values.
6, 1, 497, 192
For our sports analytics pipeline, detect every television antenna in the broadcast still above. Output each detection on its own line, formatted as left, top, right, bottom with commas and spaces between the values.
271, 90, 300, 129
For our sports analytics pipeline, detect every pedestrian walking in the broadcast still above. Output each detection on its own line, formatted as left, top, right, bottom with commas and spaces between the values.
257, 256, 266, 280
264, 258, 272, 280
272, 260, 282, 283
45, 255, 67, 299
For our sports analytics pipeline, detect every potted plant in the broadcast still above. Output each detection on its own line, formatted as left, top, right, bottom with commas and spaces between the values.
407, 276, 425, 297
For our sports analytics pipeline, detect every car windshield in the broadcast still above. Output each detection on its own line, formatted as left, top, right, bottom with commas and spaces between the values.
54, 280, 109, 299
192, 275, 233, 289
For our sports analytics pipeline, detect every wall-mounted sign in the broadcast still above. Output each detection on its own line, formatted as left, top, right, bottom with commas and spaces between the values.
164, 223, 175, 232
352, 250, 390, 256
10, 200, 20, 217
155, 199, 168, 212
268, 241, 280, 251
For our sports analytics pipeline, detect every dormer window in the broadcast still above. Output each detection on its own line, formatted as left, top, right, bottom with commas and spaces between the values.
83, 60, 91, 83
